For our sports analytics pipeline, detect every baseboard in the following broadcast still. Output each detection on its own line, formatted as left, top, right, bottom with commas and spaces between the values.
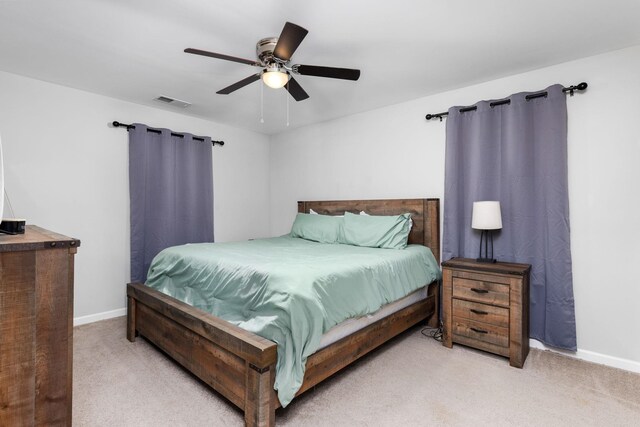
530, 339, 640, 374
74, 307, 126, 327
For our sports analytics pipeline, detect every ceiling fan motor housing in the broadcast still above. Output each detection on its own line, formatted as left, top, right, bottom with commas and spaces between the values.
257, 37, 279, 65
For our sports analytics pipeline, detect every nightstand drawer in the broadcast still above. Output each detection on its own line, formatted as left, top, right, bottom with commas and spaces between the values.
452, 277, 509, 307
452, 299, 509, 328
452, 317, 509, 348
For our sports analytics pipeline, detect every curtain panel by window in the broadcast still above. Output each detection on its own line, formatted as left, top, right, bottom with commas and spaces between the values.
129, 123, 214, 283
442, 85, 577, 350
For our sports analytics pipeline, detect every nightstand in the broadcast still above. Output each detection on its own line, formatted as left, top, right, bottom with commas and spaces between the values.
441, 258, 530, 368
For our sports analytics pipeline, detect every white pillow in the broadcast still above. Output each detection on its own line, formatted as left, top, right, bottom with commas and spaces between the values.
309, 208, 343, 218
310, 209, 404, 220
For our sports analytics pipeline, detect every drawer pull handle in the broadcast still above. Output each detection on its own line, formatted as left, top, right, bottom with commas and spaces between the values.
470, 288, 489, 294
470, 327, 488, 334
470, 309, 488, 315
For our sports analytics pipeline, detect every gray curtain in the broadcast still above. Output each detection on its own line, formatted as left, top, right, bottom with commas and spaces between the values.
442, 84, 576, 350
129, 123, 214, 283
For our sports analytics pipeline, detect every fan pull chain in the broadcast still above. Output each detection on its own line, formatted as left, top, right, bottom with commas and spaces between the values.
260, 81, 264, 124
286, 82, 290, 127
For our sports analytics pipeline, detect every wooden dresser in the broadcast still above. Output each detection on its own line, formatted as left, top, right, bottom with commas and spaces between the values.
0, 226, 80, 426
441, 258, 530, 368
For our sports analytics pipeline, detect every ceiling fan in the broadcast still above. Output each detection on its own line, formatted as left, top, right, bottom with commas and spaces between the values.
185, 22, 361, 101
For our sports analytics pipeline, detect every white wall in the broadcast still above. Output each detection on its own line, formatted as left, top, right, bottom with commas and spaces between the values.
0, 70, 271, 320
2, 43, 638, 368
269, 45, 640, 366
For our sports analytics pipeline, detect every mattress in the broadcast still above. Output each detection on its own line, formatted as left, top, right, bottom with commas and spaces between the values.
144, 235, 441, 407
318, 286, 428, 349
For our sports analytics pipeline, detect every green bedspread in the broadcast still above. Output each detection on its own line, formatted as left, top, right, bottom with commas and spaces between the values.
145, 236, 441, 406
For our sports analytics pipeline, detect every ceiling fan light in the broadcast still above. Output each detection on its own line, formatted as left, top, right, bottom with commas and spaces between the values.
262, 70, 289, 89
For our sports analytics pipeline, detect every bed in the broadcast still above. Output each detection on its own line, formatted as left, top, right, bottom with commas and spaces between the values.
126, 198, 441, 426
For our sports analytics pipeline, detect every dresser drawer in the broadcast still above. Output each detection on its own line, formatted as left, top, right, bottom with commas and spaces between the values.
452, 317, 509, 348
452, 277, 509, 307
452, 299, 509, 328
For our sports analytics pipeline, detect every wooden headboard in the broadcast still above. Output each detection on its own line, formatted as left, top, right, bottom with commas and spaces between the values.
297, 198, 440, 263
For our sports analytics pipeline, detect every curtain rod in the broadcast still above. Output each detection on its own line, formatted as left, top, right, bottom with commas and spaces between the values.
112, 121, 224, 146
424, 82, 588, 121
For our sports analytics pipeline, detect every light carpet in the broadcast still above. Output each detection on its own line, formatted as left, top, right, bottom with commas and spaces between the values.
73, 317, 640, 426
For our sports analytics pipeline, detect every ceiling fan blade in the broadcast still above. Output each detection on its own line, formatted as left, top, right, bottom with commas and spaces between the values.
273, 22, 308, 61
295, 65, 360, 81
285, 76, 309, 101
216, 73, 261, 95
185, 48, 261, 67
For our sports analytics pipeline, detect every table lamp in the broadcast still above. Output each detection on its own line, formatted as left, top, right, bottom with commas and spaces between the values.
472, 201, 502, 263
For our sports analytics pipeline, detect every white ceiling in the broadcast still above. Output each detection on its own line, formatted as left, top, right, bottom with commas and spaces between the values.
1, 0, 640, 135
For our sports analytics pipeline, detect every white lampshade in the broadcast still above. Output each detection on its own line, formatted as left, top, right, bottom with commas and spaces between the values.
262, 70, 289, 89
472, 201, 502, 230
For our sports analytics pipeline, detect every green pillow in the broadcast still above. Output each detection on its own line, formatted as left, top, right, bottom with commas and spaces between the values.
342, 211, 411, 249
290, 213, 343, 243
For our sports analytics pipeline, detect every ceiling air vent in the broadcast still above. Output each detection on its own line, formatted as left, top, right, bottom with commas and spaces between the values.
154, 95, 191, 108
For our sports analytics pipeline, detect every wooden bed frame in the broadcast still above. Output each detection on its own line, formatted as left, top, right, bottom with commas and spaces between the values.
127, 198, 440, 426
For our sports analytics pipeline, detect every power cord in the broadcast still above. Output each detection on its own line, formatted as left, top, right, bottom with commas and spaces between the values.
421, 279, 444, 342
421, 320, 443, 342
4, 189, 16, 218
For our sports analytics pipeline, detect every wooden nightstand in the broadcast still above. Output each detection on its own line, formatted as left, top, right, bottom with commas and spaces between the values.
441, 258, 530, 368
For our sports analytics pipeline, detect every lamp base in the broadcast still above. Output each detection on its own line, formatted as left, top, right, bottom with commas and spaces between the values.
477, 230, 497, 264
